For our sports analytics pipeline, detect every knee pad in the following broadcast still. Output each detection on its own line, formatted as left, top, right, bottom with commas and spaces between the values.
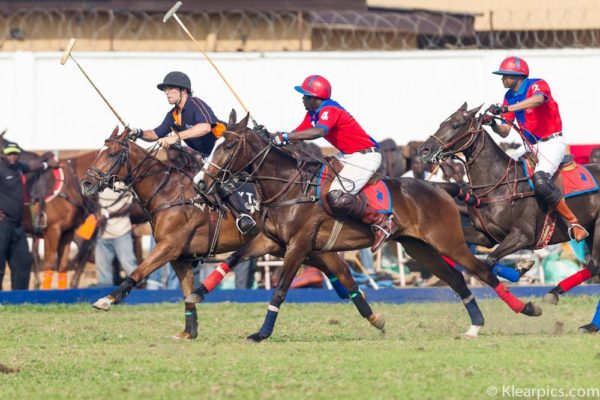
532, 171, 562, 205
326, 190, 366, 219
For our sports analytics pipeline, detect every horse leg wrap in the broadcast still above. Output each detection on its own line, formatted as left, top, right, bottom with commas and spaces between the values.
203, 263, 231, 292
591, 299, 600, 328
462, 294, 484, 326
350, 286, 373, 318
258, 305, 279, 338
442, 255, 456, 269
492, 263, 521, 283
109, 277, 137, 304
41, 270, 54, 290
327, 274, 349, 299
558, 268, 592, 292
184, 305, 198, 339
494, 283, 525, 313
57, 272, 68, 289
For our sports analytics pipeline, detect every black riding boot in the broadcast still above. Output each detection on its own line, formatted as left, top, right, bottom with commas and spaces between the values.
218, 186, 257, 235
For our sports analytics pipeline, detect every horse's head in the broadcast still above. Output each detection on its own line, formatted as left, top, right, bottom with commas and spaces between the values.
419, 103, 483, 163
196, 109, 268, 194
81, 126, 131, 196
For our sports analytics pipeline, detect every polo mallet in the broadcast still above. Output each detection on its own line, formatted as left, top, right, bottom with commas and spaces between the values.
60, 38, 127, 127
163, 2, 259, 128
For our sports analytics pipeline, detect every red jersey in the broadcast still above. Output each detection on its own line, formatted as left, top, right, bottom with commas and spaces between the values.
294, 100, 378, 154
501, 78, 562, 143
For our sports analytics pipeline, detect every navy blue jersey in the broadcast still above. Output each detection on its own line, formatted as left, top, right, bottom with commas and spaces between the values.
0, 160, 29, 226
154, 97, 220, 156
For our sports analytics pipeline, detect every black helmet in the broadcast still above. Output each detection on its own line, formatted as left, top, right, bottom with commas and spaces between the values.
157, 71, 191, 92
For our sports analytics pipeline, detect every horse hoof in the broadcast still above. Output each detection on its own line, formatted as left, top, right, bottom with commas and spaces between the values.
92, 297, 113, 311
367, 313, 385, 331
246, 332, 269, 343
516, 259, 535, 276
464, 325, 482, 339
171, 331, 196, 340
521, 302, 542, 317
578, 323, 600, 334
185, 293, 204, 304
542, 292, 559, 305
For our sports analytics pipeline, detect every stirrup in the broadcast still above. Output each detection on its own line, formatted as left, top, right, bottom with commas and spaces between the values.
567, 223, 589, 241
236, 214, 257, 235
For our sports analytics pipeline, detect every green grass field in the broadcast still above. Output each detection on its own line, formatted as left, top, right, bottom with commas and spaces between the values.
1, 296, 600, 399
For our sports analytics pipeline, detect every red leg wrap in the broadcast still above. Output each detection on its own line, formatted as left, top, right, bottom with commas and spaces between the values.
441, 255, 456, 269
558, 268, 592, 292
203, 263, 231, 292
494, 283, 525, 313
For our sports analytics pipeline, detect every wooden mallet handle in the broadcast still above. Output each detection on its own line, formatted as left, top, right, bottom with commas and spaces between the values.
60, 38, 76, 65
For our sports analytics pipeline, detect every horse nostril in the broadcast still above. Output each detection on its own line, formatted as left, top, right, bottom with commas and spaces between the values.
196, 181, 206, 191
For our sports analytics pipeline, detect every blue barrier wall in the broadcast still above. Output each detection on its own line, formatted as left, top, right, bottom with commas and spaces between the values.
0, 285, 597, 305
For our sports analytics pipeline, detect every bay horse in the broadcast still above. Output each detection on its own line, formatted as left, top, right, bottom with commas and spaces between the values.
0, 135, 87, 289
80, 126, 385, 340
418, 103, 600, 303
194, 110, 542, 342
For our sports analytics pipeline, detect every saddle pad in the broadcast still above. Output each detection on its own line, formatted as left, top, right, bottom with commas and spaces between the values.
316, 164, 392, 213
521, 160, 598, 198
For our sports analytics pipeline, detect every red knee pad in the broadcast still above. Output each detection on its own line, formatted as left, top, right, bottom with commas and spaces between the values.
203, 262, 231, 292
558, 268, 592, 292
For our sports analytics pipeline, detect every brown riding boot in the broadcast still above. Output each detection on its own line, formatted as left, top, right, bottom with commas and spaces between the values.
361, 203, 398, 252
555, 198, 589, 242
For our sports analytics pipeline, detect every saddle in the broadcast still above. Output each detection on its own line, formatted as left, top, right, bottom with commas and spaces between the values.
316, 161, 392, 216
522, 155, 599, 198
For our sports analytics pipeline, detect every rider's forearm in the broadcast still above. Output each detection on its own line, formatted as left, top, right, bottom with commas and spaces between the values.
140, 130, 159, 142
506, 94, 544, 112
178, 123, 212, 140
289, 127, 326, 141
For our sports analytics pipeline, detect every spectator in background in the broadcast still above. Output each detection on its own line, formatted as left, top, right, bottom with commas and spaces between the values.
234, 259, 256, 289
402, 154, 445, 182
590, 148, 600, 164
0, 143, 59, 290
94, 185, 137, 287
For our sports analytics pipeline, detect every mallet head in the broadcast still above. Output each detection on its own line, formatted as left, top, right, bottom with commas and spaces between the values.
60, 38, 77, 65
163, 1, 182, 23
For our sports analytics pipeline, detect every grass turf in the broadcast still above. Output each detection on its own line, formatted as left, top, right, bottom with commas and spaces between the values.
1, 296, 599, 399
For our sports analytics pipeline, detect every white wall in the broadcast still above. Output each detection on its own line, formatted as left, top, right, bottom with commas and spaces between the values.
1, 48, 599, 150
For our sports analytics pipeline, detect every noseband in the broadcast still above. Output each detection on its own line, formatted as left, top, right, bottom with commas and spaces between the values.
429, 115, 485, 164
87, 138, 131, 190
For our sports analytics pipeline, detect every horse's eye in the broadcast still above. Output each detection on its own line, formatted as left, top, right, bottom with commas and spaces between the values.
451, 123, 463, 130
224, 143, 235, 150
108, 152, 117, 158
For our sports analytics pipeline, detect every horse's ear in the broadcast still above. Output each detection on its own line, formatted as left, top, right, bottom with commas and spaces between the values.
457, 102, 468, 113
110, 126, 119, 138
228, 109, 237, 128
466, 104, 483, 116
0, 128, 6, 138
239, 112, 250, 129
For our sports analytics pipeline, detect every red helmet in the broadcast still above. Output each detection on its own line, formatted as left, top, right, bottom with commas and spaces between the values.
294, 75, 331, 99
492, 56, 529, 77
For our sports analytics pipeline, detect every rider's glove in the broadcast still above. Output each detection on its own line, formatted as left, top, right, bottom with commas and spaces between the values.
126, 128, 143, 141
488, 104, 509, 115
271, 132, 289, 146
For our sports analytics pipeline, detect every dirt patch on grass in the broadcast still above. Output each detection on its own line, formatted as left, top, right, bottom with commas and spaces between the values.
0, 363, 19, 374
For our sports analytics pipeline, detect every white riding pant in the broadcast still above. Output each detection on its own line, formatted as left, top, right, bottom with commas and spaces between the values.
329, 151, 382, 195
509, 135, 567, 176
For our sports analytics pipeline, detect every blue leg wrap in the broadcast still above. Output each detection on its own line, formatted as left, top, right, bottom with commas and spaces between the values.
463, 295, 484, 326
492, 263, 520, 282
591, 298, 600, 328
258, 308, 279, 338
327, 274, 349, 299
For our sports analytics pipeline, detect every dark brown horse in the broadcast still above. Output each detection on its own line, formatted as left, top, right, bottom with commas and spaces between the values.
418, 103, 600, 303
194, 110, 542, 342
0, 135, 87, 289
80, 126, 385, 339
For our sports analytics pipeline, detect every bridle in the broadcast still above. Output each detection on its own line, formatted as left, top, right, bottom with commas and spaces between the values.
201, 128, 274, 195
427, 114, 486, 165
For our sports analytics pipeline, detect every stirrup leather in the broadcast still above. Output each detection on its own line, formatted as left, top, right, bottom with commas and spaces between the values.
567, 223, 589, 241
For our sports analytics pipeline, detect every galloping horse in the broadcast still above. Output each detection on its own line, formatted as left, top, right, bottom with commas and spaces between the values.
194, 110, 542, 342
418, 103, 600, 301
0, 135, 87, 289
80, 126, 385, 339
